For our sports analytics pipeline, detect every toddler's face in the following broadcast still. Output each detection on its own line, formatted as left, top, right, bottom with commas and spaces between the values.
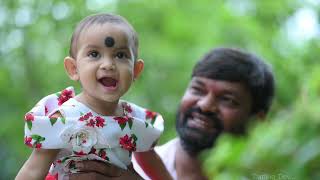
73, 23, 139, 103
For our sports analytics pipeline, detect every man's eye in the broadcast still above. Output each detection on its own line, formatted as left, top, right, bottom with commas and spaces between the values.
220, 97, 238, 106
88, 51, 100, 58
115, 52, 128, 59
191, 86, 204, 95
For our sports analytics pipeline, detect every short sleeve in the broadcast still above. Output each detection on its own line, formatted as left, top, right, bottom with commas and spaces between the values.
24, 87, 75, 149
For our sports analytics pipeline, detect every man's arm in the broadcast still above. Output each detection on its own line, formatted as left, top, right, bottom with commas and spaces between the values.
134, 149, 172, 180
69, 160, 143, 180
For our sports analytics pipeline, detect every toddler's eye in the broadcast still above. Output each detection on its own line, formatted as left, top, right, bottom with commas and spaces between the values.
88, 51, 100, 59
115, 52, 128, 59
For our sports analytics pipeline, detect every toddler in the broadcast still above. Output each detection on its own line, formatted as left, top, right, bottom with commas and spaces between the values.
16, 13, 172, 180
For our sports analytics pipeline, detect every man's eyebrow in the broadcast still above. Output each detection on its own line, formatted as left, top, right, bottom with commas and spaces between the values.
223, 90, 237, 96
221, 88, 241, 98
193, 79, 205, 86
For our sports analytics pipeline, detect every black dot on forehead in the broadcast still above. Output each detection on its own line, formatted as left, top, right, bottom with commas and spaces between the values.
105, 36, 115, 47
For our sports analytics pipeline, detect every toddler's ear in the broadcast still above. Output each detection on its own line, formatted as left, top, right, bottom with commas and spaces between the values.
64, 56, 79, 81
134, 59, 144, 79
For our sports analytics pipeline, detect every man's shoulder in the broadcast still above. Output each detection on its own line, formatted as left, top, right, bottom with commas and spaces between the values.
154, 138, 179, 179
154, 138, 179, 156
133, 138, 179, 180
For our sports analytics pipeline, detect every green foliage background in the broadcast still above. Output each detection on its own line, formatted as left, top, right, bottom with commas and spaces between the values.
0, 0, 319, 179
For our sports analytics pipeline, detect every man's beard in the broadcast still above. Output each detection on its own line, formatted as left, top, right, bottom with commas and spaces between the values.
176, 106, 224, 155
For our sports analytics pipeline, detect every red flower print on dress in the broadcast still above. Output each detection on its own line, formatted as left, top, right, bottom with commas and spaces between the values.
24, 113, 34, 122
74, 151, 87, 156
24, 139, 43, 149
119, 134, 137, 152
35, 143, 42, 148
145, 110, 157, 120
90, 147, 97, 154
79, 116, 86, 121
45, 173, 58, 180
95, 116, 105, 127
79, 112, 105, 128
145, 110, 158, 127
84, 112, 93, 119
24, 134, 45, 149
114, 116, 129, 125
24, 136, 33, 147
45, 106, 48, 115
58, 89, 74, 106
113, 116, 133, 130
88, 147, 109, 161
99, 149, 107, 160
123, 103, 132, 113
86, 119, 96, 127
25, 113, 35, 130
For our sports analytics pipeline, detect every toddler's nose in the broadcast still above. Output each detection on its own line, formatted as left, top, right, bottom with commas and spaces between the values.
100, 58, 115, 70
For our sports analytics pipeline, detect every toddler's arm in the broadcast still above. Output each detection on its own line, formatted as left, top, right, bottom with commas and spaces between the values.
17, 111, 61, 180
134, 149, 172, 180
16, 148, 59, 180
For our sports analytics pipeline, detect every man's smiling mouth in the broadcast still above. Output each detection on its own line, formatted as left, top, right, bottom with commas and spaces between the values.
185, 110, 223, 135
187, 114, 216, 133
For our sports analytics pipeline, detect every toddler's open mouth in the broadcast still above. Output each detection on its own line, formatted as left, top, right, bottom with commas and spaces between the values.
99, 77, 118, 90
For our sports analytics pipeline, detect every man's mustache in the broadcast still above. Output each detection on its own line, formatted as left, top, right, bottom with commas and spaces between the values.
184, 107, 224, 130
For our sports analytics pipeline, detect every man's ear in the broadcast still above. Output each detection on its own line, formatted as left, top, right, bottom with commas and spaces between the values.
133, 59, 144, 79
64, 56, 79, 81
256, 111, 266, 120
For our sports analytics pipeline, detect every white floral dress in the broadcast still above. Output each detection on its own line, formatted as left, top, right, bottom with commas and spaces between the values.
24, 87, 164, 179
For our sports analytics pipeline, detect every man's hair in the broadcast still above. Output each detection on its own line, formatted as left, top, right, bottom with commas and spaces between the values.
192, 47, 275, 114
69, 13, 139, 60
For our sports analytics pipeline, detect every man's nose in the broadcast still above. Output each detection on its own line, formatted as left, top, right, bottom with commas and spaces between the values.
100, 57, 115, 70
197, 94, 217, 112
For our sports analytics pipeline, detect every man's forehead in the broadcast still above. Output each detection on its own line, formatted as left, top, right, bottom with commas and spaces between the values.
191, 77, 248, 93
